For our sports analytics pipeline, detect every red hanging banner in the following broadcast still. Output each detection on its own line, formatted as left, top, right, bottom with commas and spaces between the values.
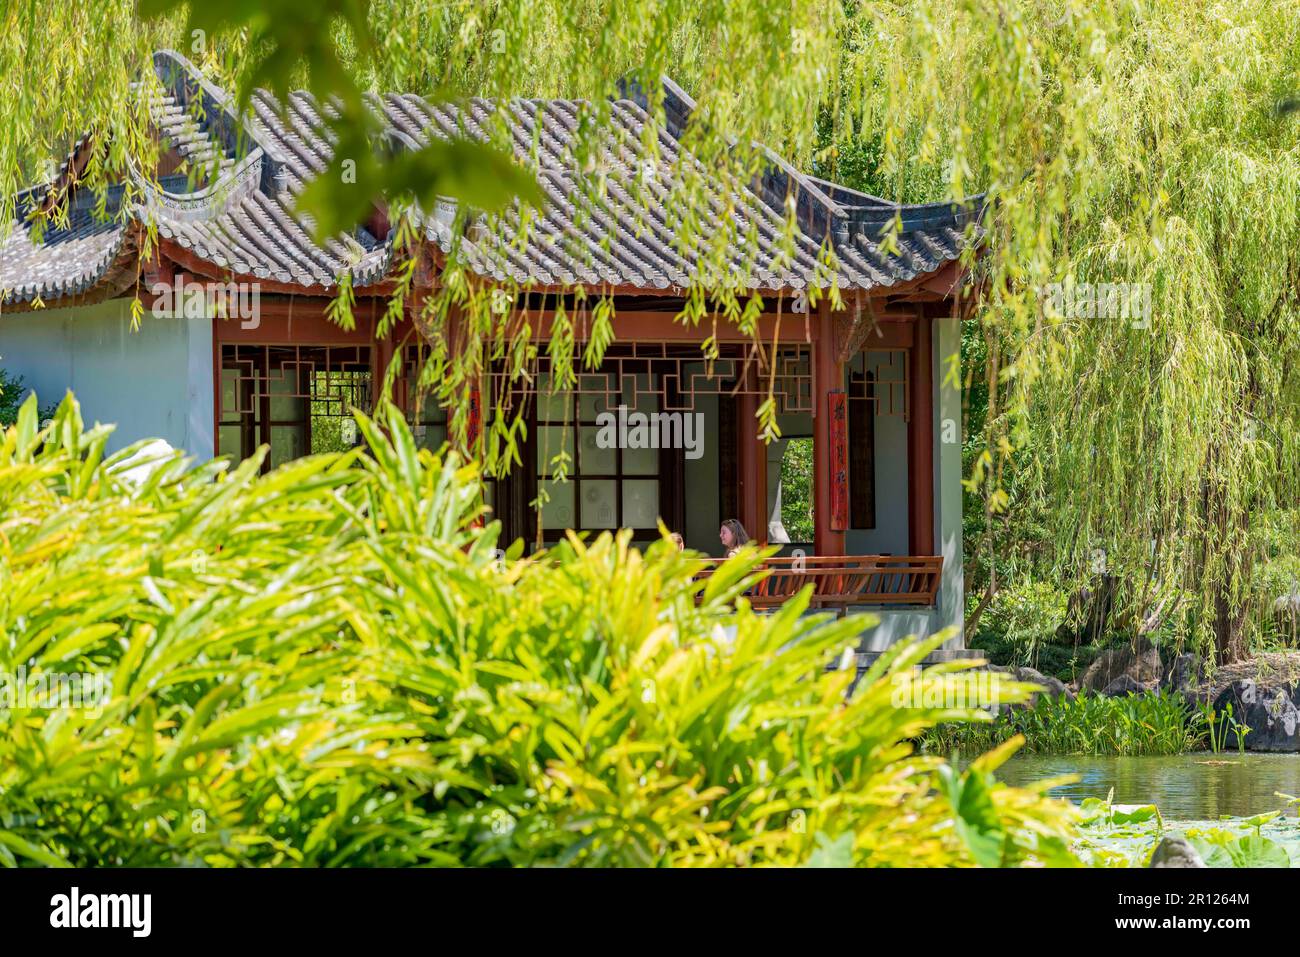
465, 383, 482, 454
465, 383, 485, 532
828, 390, 849, 531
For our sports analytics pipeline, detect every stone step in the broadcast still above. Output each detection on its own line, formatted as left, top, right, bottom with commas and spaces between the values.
853, 648, 985, 669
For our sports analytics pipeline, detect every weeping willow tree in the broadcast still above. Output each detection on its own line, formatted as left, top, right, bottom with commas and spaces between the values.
2, 0, 1299, 661
840, 0, 1300, 663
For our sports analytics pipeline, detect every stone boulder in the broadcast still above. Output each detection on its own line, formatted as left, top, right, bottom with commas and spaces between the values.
1211, 680, 1300, 752
1160, 652, 1202, 696
1149, 835, 1206, 868
1274, 591, 1300, 620
1101, 674, 1147, 697
1080, 642, 1162, 693
1014, 666, 1071, 702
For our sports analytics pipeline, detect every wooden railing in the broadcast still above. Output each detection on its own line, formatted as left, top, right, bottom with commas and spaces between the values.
697, 554, 943, 610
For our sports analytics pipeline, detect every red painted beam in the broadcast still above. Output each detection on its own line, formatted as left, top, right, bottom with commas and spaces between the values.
212, 307, 381, 345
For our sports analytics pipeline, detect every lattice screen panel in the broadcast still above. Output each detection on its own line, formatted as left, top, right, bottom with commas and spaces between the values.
485, 342, 814, 416
846, 349, 909, 419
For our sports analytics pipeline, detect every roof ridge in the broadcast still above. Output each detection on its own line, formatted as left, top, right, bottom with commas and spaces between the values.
0, 52, 982, 306
615, 73, 849, 240
614, 74, 696, 141
803, 174, 893, 208
751, 146, 848, 241
844, 194, 988, 232
150, 49, 288, 201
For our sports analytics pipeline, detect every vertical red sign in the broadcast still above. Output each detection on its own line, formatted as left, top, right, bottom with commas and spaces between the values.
828, 390, 849, 531
466, 382, 482, 453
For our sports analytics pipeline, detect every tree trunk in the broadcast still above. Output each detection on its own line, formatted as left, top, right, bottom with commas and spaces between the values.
964, 579, 997, 642
1202, 438, 1252, 665
1213, 555, 1251, 665
1214, 591, 1247, 665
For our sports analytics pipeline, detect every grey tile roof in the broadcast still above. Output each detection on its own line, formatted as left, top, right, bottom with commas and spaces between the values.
0, 49, 983, 307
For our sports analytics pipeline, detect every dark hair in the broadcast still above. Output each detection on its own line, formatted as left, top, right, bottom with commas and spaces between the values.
721, 518, 749, 547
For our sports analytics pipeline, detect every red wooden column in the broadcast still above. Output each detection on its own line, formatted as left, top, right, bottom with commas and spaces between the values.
907, 314, 935, 555
813, 300, 846, 557
371, 326, 397, 409
736, 368, 767, 546
451, 310, 485, 460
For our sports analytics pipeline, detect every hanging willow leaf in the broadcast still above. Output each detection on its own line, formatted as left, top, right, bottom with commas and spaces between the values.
136, 0, 375, 109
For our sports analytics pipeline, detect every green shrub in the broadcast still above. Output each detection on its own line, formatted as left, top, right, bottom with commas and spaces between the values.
925, 689, 1203, 757
0, 393, 1080, 867
978, 579, 1070, 654
968, 631, 1102, 682
0, 367, 29, 427
1255, 552, 1300, 648
0, 369, 59, 428
968, 578, 1107, 681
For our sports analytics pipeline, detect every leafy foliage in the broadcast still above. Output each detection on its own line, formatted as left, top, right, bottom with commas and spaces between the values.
1076, 794, 1296, 867
1188, 831, 1291, 869
926, 690, 1204, 757
974, 580, 1070, 661
0, 368, 56, 428
870, 1, 1300, 661
0, 367, 27, 427
777, 436, 813, 543
0, 392, 1078, 866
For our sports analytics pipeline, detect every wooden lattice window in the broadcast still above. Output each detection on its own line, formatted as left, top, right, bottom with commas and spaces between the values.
532, 370, 666, 538
218, 344, 371, 470
848, 370, 876, 529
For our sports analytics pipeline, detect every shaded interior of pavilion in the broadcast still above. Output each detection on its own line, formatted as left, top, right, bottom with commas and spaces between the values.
216, 338, 927, 562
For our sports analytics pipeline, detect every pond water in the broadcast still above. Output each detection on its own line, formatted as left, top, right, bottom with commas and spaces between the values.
997, 753, 1300, 820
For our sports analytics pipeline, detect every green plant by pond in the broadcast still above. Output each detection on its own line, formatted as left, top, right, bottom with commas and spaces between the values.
925, 689, 1206, 757
1195, 699, 1253, 754
1076, 793, 1296, 867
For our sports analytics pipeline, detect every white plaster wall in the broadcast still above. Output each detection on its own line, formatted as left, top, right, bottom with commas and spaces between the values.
0, 300, 214, 458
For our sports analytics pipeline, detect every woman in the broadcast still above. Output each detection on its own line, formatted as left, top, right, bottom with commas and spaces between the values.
719, 519, 749, 559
